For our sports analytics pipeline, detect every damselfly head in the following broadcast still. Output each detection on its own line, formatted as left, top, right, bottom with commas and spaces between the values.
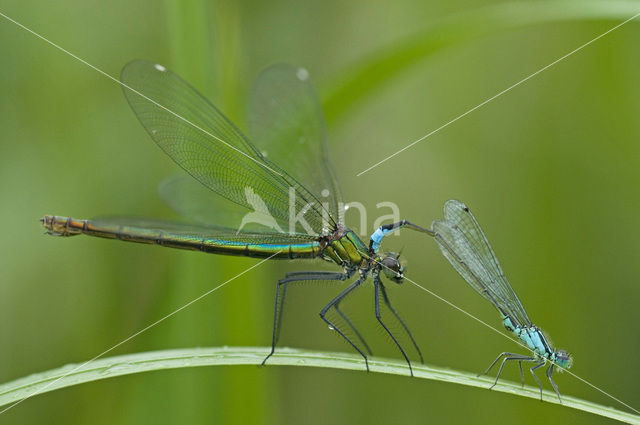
555, 349, 573, 369
381, 251, 405, 284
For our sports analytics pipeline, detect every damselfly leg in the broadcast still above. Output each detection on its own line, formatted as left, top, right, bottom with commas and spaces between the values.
377, 279, 423, 364
480, 352, 556, 401
530, 360, 546, 400
334, 293, 373, 356
319, 276, 369, 371
262, 270, 353, 365
480, 352, 536, 388
373, 275, 417, 376
546, 363, 562, 402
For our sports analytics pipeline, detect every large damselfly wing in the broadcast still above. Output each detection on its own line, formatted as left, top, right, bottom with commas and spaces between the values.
120, 60, 335, 236
157, 174, 261, 230
249, 64, 343, 224
431, 200, 532, 327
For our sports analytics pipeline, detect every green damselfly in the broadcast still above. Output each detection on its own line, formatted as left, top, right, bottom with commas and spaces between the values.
42, 61, 433, 374
430, 199, 572, 400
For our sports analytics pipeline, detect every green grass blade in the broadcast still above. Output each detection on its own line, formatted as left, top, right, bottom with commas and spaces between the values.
161, 2, 271, 423
321, 1, 640, 123
1, 347, 638, 424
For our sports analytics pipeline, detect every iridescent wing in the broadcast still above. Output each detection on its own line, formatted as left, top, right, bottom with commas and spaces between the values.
249, 64, 343, 225
121, 60, 335, 236
158, 174, 249, 229
431, 200, 532, 327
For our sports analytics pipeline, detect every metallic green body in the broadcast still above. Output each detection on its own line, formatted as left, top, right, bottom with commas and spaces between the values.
322, 228, 369, 266
42, 215, 370, 264
42, 215, 323, 259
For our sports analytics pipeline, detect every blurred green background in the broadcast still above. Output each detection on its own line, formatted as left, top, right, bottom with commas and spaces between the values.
2, 0, 640, 423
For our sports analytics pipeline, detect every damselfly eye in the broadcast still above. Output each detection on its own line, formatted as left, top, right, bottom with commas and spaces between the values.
555, 350, 573, 369
381, 252, 405, 284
